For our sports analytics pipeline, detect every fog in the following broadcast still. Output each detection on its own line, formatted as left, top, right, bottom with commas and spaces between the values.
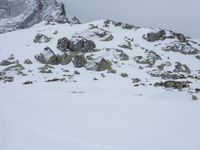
59, 0, 200, 38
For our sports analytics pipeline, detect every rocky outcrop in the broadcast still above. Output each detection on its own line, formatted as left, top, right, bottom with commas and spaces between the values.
68, 37, 96, 52
143, 30, 166, 42
154, 81, 190, 90
0, 0, 68, 34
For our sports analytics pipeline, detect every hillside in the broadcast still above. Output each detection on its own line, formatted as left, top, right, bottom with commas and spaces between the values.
0, 1, 200, 150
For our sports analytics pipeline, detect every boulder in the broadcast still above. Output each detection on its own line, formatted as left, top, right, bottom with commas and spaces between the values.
73, 54, 87, 68
68, 37, 96, 52
34, 34, 51, 43
174, 62, 191, 74
35, 47, 59, 65
96, 58, 112, 71
57, 53, 72, 65
57, 37, 69, 52
24, 59, 33, 64
144, 30, 166, 42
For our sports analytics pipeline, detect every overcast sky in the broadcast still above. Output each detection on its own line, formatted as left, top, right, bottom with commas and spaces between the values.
59, 0, 200, 38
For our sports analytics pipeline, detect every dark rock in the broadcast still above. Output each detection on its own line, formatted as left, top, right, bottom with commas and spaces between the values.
73, 54, 87, 68
174, 62, 191, 74
172, 32, 187, 42
38, 65, 54, 73
3, 63, 25, 75
35, 47, 59, 65
71, 16, 81, 24
68, 37, 96, 52
132, 78, 141, 83
119, 51, 129, 61
0, 60, 15, 66
57, 53, 72, 65
144, 30, 166, 42
46, 78, 65, 82
57, 37, 69, 52
121, 73, 128, 77
24, 59, 33, 64
154, 81, 190, 90
23, 81, 33, 85
195, 89, 200, 93
74, 70, 80, 75
33, 34, 51, 43
96, 58, 112, 71
192, 95, 198, 101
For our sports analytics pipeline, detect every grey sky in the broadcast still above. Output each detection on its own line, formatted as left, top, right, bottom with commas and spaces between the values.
59, 0, 200, 38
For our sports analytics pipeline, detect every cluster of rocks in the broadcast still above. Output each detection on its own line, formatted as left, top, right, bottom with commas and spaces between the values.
134, 51, 161, 67
35, 37, 115, 72
143, 29, 188, 43
104, 20, 139, 30
154, 80, 190, 90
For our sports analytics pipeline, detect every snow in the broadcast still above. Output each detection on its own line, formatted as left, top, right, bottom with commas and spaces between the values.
0, 19, 200, 150
0, 83, 200, 150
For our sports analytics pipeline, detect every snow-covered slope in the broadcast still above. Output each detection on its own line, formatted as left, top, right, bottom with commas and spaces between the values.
0, 5, 200, 150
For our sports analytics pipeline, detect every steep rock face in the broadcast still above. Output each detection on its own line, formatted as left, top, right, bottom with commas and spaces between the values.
0, 0, 67, 34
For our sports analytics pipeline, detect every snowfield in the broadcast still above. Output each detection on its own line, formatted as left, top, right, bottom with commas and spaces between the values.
0, 19, 200, 150
1, 83, 200, 150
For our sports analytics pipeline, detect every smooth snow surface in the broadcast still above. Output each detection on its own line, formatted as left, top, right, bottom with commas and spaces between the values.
1, 83, 200, 150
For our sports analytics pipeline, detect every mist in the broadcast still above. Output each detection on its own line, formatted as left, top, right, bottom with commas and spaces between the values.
59, 0, 200, 38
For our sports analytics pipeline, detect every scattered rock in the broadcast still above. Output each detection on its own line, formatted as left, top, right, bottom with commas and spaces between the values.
71, 16, 81, 24
24, 59, 33, 64
121, 73, 128, 78
154, 81, 190, 90
0, 60, 15, 66
101, 34, 114, 42
94, 78, 98, 81
3, 63, 25, 75
23, 81, 33, 85
192, 95, 198, 101
195, 88, 200, 93
96, 58, 112, 71
174, 62, 191, 74
0, 72, 14, 83
46, 78, 65, 82
74, 70, 80, 75
73, 54, 87, 68
132, 78, 141, 83
53, 31, 58, 35
34, 34, 51, 43
35, 47, 59, 65
38, 65, 54, 73
57, 37, 69, 52
119, 51, 129, 61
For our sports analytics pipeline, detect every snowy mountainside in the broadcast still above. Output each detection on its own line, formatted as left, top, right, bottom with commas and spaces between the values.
1, 13, 200, 150
0, 19, 200, 97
